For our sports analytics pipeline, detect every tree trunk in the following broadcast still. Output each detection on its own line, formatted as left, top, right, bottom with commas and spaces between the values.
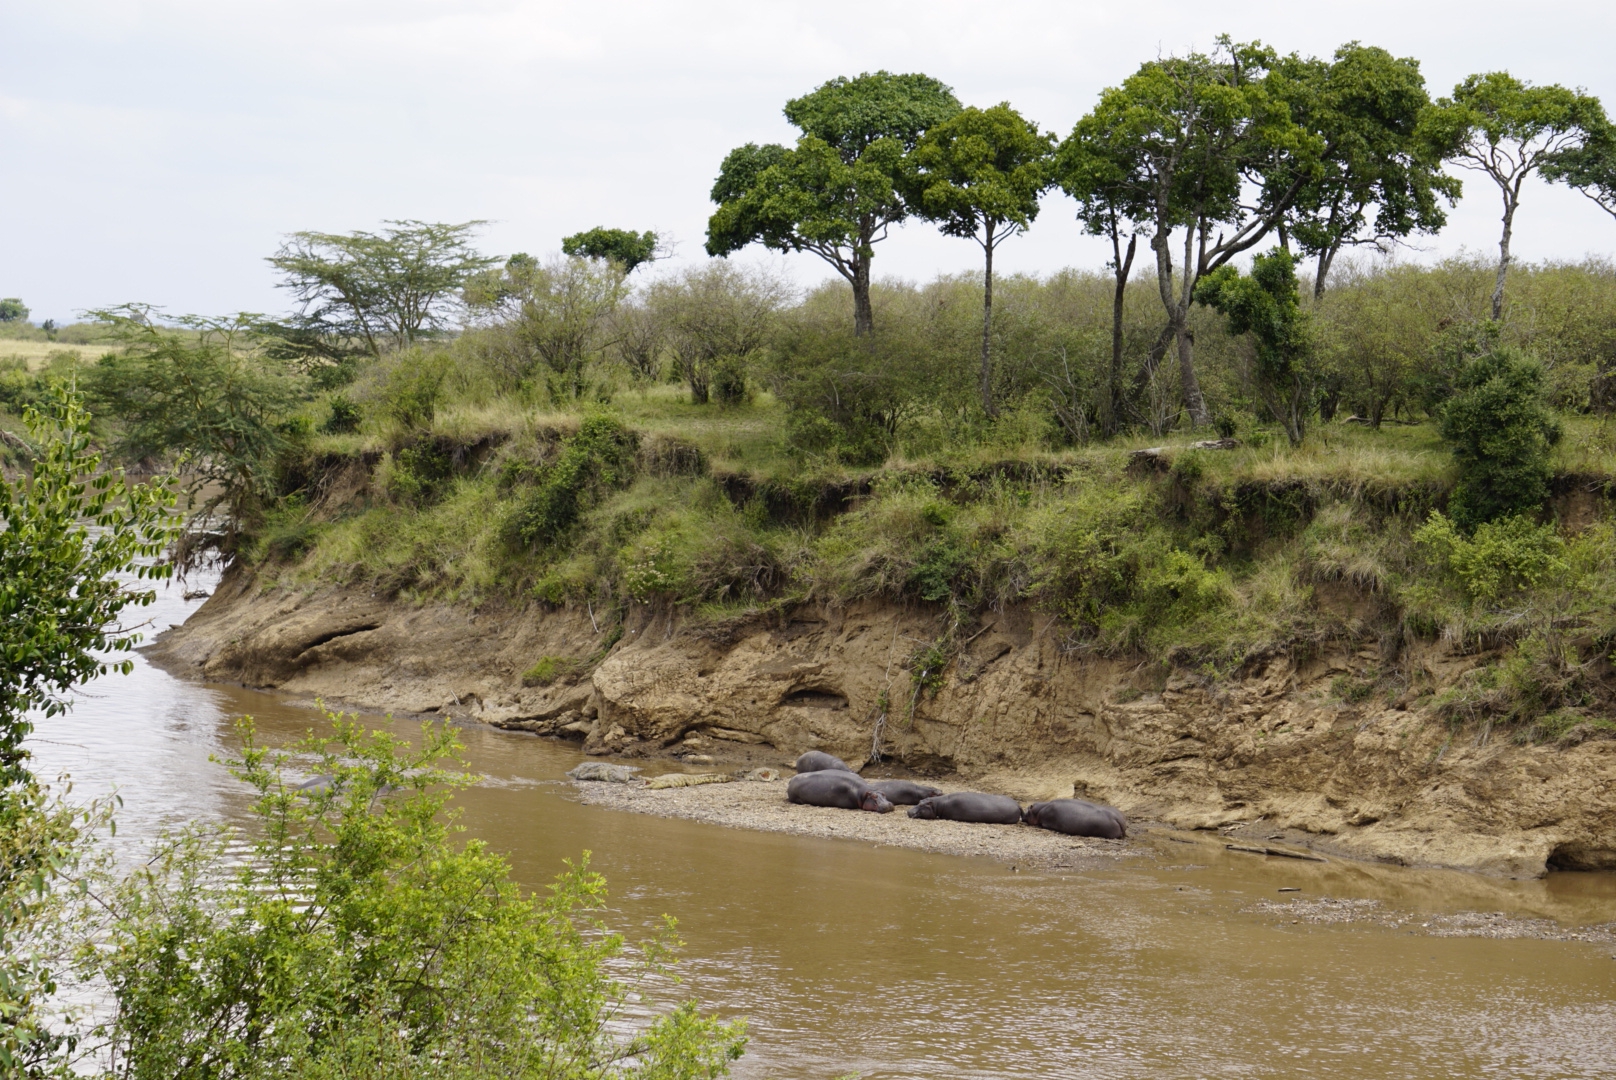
1176, 226, 1211, 427
980, 230, 998, 419
1104, 229, 1137, 438
1314, 245, 1338, 299
852, 254, 874, 337
1174, 311, 1210, 427
1492, 193, 1516, 322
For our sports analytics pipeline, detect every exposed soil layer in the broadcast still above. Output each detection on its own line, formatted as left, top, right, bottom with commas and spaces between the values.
149, 567, 1616, 879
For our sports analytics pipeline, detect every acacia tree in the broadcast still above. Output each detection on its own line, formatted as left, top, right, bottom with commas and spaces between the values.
1420, 73, 1607, 320
268, 220, 496, 358
706, 71, 960, 336
909, 105, 1053, 418
1071, 39, 1318, 427
1194, 248, 1313, 446
1269, 43, 1459, 296
85, 306, 304, 558
561, 227, 662, 274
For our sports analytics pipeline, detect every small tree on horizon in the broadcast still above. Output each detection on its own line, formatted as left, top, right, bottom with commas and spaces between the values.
562, 227, 662, 274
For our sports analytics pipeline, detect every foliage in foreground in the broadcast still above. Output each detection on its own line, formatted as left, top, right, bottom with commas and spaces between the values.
86, 712, 747, 1079
0, 387, 175, 788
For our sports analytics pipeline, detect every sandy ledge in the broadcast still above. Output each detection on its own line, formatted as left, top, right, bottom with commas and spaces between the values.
567, 776, 1142, 872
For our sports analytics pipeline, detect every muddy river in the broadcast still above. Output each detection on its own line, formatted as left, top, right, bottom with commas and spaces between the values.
27, 575, 1616, 1079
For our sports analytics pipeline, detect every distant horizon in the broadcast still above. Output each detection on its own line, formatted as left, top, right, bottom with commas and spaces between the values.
5, 0, 1615, 324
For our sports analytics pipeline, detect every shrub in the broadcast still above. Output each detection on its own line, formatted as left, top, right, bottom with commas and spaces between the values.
322, 393, 362, 434
1438, 346, 1560, 529
508, 416, 639, 549
90, 711, 748, 1079
1413, 511, 1569, 604
382, 349, 450, 430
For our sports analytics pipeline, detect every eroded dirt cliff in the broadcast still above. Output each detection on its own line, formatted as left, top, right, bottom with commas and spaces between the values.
149, 567, 1616, 878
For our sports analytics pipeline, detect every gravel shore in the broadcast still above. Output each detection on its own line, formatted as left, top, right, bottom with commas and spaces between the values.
567, 775, 1142, 871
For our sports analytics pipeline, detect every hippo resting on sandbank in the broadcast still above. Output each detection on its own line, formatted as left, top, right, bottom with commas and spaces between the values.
787, 770, 894, 813
863, 779, 944, 805
1022, 799, 1127, 839
907, 792, 1022, 824
794, 751, 857, 774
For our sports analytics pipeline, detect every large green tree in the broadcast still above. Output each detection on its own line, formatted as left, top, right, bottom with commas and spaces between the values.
1194, 248, 1313, 446
267, 220, 497, 358
706, 71, 960, 335
1420, 73, 1607, 320
1067, 38, 1318, 427
1268, 43, 1459, 296
909, 104, 1053, 418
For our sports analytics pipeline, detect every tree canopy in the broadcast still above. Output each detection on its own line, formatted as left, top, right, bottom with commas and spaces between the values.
562, 227, 661, 274
0, 299, 27, 323
1065, 38, 1315, 426
909, 104, 1054, 417
1420, 72, 1608, 319
1543, 122, 1616, 223
1269, 43, 1459, 296
267, 220, 497, 358
706, 71, 960, 335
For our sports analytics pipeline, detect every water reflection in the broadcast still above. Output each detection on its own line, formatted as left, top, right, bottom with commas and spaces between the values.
25, 573, 1616, 1079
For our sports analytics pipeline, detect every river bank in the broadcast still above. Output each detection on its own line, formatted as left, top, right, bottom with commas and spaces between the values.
148, 567, 1616, 880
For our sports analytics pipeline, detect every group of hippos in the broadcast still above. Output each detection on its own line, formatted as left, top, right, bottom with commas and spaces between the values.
785, 751, 1128, 840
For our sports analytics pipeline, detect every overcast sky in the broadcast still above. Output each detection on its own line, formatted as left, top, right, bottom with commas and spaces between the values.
4, 0, 1616, 323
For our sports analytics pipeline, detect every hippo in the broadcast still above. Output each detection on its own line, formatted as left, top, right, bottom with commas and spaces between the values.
1023, 798, 1128, 839
786, 770, 893, 813
907, 792, 1023, 824
864, 779, 944, 805
794, 751, 857, 775
294, 774, 334, 796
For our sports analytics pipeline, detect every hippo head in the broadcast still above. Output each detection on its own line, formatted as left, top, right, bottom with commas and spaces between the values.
907, 798, 938, 819
1022, 803, 1043, 826
861, 790, 895, 814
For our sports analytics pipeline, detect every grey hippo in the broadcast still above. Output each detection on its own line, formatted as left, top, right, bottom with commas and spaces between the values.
794, 751, 857, 774
907, 792, 1023, 824
863, 779, 944, 805
1023, 798, 1128, 839
787, 770, 894, 813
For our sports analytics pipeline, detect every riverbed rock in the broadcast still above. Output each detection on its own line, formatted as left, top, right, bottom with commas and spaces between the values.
567, 762, 640, 783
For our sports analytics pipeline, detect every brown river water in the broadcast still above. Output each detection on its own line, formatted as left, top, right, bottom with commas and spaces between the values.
26, 575, 1616, 1079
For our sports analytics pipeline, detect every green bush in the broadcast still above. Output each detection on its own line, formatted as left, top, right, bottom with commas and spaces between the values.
91, 711, 748, 1079
382, 350, 450, 430
508, 416, 639, 549
1438, 346, 1561, 529
1413, 511, 1569, 604
321, 393, 362, 434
